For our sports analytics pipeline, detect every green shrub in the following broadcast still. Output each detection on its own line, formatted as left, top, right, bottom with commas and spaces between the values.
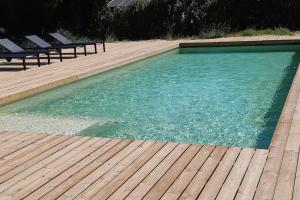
273, 28, 294, 35
58, 29, 90, 42
198, 24, 230, 39
239, 28, 294, 36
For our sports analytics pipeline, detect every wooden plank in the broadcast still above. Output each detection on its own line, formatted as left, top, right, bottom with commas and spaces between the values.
0, 133, 34, 149
0, 134, 60, 162
0, 133, 49, 164
216, 148, 255, 200
0, 132, 20, 143
254, 122, 291, 200
2, 138, 101, 196
72, 141, 155, 200
0, 136, 79, 184
235, 149, 269, 200
273, 116, 300, 200
142, 144, 202, 200
91, 142, 177, 200
85, 142, 167, 200
0, 132, 29, 141
0, 134, 66, 176
0, 133, 44, 153
0, 137, 90, 193
30, 139, 137, 200
273, 151, 299, 200
119, 144, 190, 200
293, 147, 300, 200
0, 131, 7, 136
178, 146, 227, 200
8, 138, 113, 199
197, 147, 241, 200
0, 133, 48, 159
161, 145, 214, 200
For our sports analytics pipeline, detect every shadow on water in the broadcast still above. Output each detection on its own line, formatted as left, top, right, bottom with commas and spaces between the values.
255, 51, 300, 149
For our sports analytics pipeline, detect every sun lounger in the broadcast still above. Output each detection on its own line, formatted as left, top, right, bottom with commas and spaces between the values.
0, 38, 52, 70
0, 53, 34, 70
49, 32, 105, 56
26, 35, 84, 59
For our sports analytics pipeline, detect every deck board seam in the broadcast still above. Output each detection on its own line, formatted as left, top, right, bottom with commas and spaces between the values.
30, 139, 131, 200
292, 145, 300, 200
0, 135, 69, 175
70, 140, 157, 200
232, 149, 256, 200
0, 134, 49, 159
209, 148, 243, 200
88, 142, 169, 200
0, 136, 80, 180
0, 137, 94, 193
106, 143, 181, 200
250, 150, 269, 200
270, 109, 298, 200
12, 138, 117, 199
194, 147, 231, 200
141, 144, 193, 200
46, 139, 137, 199
177, 146, 216, 199
158, 145, 204, 199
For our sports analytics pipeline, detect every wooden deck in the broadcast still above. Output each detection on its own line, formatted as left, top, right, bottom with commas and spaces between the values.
1, 37, 300, 199
0, 132, 268, 200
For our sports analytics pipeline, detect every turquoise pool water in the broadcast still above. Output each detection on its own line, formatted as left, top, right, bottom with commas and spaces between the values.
1, 45, 300, 148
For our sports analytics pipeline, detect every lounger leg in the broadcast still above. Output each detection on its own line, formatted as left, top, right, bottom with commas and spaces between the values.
74, 47, 77, 58
59, 49, 63, 62
102, 42, 105, 52
37, 54, 41, 67
47, 53, 50, 64
94, 43, 98, 53
84, 45, 87, 56
22, 58, 26, 70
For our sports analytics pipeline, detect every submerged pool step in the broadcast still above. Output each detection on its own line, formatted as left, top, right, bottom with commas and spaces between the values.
0, 114, 108, 135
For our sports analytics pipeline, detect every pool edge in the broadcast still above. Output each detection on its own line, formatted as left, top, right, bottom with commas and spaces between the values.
267, 63, 300, 149
179, 38, 300, 47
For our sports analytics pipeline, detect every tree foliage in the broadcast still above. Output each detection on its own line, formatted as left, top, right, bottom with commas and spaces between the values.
0, 0, 300, 40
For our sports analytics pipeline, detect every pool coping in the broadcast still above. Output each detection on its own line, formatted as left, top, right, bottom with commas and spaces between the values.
179, 37, 300, 47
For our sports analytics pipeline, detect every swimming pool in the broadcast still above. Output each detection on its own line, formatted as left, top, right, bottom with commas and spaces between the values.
0, 45, 299, 149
